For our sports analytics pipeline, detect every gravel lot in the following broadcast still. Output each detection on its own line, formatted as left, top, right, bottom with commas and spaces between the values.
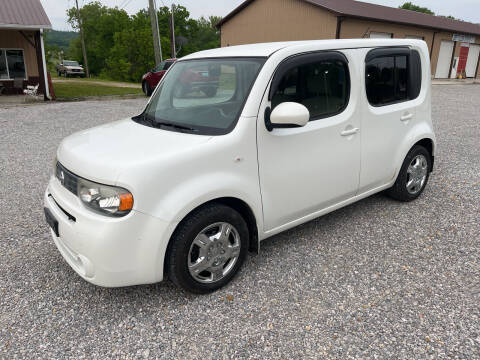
1, 86, 479, 359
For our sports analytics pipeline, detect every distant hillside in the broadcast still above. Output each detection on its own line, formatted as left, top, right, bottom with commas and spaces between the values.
45, 30, 79, 52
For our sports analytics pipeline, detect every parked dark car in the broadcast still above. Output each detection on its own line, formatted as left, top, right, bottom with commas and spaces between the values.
141, 59, 176, 96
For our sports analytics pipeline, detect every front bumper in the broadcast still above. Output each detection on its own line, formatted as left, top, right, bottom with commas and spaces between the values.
44, 176, 176, 287
66, 71, 85, 76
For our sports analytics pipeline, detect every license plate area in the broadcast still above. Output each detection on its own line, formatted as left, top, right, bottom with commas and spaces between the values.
44, 207, 59, 237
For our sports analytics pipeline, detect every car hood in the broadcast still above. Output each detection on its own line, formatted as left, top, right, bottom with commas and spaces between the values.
57, 118, 212, 184
65, 66, 83, 70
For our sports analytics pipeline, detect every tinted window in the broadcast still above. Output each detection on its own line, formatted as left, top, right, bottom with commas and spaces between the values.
154, 62, 165, 72
0, 50, 26, 79
271, 59, 350, 120
164, 61, 174, 70
0, 50, 7, 79
366, 55, 409, 105
7, 50, 26, 79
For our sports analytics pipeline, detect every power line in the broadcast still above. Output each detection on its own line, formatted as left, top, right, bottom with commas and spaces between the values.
120, 0, 134, 10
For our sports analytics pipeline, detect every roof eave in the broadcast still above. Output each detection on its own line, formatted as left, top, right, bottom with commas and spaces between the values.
0, 23, 52, 30
342, 14, 480, 37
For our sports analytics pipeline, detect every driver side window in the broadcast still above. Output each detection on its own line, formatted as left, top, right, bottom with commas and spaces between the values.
271, 57, 350, 121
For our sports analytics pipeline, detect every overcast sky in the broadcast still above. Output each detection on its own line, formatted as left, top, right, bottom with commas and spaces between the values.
41, 0, 480, 31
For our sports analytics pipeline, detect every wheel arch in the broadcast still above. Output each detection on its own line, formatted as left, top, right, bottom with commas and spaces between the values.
414, 138, 435, 172
395, 124, 436, 180
163, 196, 260, 278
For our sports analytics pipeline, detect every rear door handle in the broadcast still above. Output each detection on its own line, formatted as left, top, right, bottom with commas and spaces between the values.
341, 128, 360, 136
400, 113, 413, 122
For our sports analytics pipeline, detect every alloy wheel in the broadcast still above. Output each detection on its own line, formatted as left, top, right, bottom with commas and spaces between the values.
187, 222, 241, 283
406, 154, 428, 195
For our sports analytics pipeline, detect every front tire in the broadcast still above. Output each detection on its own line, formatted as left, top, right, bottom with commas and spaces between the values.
386, 145, 432, 202
167, 203, 249, 294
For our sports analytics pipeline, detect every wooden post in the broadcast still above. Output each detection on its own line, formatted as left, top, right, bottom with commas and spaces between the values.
34, 31, 47, 100
149, 0, 162, 66
170, 4, 176, 58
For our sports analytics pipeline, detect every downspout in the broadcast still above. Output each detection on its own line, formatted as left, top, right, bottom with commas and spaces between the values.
336, 16, 344, 39
449, 41, 458, 79
430, 31, 437, 60
39, 29, 51, 100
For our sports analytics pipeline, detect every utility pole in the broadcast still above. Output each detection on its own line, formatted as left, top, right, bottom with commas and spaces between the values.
75, 0, 89, 77
149, 0, 162, 66
154, 0, 163, 62
170, 4, 176, 58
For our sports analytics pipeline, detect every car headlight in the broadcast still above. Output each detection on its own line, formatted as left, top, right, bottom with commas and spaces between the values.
77, 178, 133, 217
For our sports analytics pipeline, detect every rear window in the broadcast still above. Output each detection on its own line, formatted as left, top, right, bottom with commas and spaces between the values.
365, 48, 422, 106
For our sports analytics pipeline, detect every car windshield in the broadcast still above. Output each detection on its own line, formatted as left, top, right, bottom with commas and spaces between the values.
138, 58, 265, 135
64, 61, 80, 66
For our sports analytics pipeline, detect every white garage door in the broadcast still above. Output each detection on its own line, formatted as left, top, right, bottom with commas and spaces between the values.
435, 40, 454, 78
370, 32, 392, 39
465, 44, 480, 78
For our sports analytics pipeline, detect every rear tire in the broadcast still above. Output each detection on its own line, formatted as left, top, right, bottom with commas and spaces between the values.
386, 145, 432, 202
142, 81, 152, 96
167, 203, 249, 294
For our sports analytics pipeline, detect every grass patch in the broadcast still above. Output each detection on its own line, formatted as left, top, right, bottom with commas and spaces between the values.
53, 82, 143, 99
51, 73, 139, 85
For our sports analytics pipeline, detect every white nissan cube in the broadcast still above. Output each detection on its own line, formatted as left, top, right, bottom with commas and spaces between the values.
45, 39, 436, 293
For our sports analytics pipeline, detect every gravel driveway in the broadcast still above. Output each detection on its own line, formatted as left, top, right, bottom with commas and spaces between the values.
1, 86, 479, 359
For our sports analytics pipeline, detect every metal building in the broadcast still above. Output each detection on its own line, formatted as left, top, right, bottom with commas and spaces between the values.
218, 0, 480, 79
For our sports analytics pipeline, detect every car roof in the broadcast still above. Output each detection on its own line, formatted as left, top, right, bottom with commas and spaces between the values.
180, 39, 426, 60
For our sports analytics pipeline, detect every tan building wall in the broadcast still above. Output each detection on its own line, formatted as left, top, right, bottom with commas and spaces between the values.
0, 29, 39, 78
339, 18, 435, 52
220, 0, 480, 78
220, 0, 337, 46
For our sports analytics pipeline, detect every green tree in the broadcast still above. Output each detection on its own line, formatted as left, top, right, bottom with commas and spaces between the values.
67, 2, 130, 76
64, 2, 221, 82
399, 2, 435, 15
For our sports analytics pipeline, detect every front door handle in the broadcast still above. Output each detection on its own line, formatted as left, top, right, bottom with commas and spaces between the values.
400, 113, 413, 122
341, 128, 360, 136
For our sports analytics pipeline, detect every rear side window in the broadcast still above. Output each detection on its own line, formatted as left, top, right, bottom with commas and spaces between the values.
271, 53, 350, 120
366, 48, 421, 106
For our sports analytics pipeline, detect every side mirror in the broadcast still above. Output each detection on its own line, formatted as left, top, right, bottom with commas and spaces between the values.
266, 102, 310, 131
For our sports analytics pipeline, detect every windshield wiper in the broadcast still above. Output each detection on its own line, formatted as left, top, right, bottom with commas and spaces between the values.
133, 113, 198, 132
153, 121, 198, 132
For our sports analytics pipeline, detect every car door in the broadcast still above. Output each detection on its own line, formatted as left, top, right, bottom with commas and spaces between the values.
359, 47, 422, 192
257, 50, 361, 231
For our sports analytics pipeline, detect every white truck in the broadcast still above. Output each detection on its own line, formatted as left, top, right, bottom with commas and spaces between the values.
56, 60, 85, 78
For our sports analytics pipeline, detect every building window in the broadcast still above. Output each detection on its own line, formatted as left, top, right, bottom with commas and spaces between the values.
0, 49, 27, 80
405, 35, 424, 40
271, 58, 350, 120
369, 32, 393, 39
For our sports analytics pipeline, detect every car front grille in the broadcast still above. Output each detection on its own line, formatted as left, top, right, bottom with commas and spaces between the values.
55, 162, 78, 196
